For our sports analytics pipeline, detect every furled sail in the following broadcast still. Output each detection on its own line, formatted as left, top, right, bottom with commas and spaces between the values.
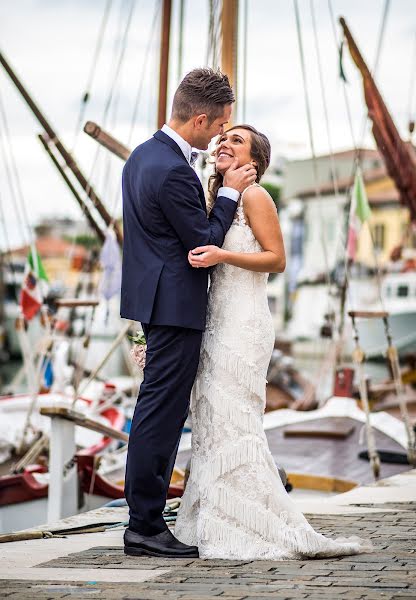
340, 17, 416, 222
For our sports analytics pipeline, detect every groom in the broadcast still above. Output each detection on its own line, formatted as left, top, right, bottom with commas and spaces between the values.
121, 68, 257, 558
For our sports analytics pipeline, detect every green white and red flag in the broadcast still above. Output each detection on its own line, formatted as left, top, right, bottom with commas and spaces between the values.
20, 246, 49, 320
346, 167, 372, 260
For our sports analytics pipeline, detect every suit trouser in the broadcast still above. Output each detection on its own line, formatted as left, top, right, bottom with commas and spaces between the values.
125, 323, 203, 535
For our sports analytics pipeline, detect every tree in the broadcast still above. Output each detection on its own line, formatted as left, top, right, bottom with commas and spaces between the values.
261, 182, 281, 209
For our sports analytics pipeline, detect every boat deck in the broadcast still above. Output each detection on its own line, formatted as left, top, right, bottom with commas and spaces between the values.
1, 469, 415, 599
177, 416, 411, 485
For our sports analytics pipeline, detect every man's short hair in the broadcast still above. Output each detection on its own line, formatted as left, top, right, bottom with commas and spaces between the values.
171, 68, 235, 124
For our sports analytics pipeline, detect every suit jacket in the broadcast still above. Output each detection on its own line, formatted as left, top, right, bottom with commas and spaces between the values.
120, 129, 237, 330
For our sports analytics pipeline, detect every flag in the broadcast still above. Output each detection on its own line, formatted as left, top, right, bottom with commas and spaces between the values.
99, 229, 121, 301
347, 168, 372, 261
41, 356, 54, 389
20, 246, 49, 320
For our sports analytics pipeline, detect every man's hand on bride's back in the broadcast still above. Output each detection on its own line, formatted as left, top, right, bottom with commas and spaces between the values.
188, 245, 224, 268
223, 158, 257, 193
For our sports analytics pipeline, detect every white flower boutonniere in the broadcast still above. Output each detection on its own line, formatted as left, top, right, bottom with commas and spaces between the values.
129, 330, 147, 369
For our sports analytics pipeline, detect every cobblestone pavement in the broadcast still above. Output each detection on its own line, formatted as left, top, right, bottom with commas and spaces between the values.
1, 504, 415, 600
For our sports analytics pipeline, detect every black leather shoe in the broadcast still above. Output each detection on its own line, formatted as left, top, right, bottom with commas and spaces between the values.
124, 527, 199, 558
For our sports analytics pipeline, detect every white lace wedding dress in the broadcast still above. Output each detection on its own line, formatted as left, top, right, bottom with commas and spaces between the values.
175, 184, 370, 560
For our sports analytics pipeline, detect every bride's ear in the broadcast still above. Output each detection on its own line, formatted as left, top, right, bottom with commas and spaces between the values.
250, 160, 258, 169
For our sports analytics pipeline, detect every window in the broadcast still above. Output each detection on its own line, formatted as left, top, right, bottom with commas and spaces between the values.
397, 285, 408, 297
373, 224, 385, 251
385, 286, 391, 298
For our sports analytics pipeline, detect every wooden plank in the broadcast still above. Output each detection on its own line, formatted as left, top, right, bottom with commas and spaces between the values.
40, 407, 128, 442
283, 418, 355, 439
84, 121, 131, 161
55, 298, 100, 308
348, 310, 389, 319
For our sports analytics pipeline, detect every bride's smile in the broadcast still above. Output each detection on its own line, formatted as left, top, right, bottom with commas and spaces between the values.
215, 128, 257, 174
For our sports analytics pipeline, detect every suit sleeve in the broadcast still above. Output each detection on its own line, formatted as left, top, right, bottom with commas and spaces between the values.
158, 164, 237, 252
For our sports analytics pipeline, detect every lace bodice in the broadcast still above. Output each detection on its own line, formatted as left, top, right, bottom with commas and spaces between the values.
175, 184, 370, 560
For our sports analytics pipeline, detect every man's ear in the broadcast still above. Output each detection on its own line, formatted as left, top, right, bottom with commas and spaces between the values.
194, 114, 208, 129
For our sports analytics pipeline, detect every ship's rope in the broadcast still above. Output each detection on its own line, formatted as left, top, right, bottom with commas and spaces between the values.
206, 0, 222, 69
293, 0, 332, 290
350, 315, 381, 480
308, 0, 346, 394
127, 1, 161, 146
0, 89, 31, 247
87, 0, 136, 184
71, 0, 114, 154
108, 1, 161, 222
407, 32, 416, 136
0, 188, 21, 303
177, 0, 185, 85
241, 0, 248, 122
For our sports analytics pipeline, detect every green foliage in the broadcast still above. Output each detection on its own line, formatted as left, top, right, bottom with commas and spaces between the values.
261, 182, 281, 208
66, 234, 100, 249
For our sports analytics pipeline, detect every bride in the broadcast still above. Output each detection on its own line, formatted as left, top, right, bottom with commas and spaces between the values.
174, 124, 370, 560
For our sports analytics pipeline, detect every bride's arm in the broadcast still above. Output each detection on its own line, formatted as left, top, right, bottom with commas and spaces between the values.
189, 186, 286, 273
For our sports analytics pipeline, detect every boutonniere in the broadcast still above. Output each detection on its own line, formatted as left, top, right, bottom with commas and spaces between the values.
129, 330, 147, 369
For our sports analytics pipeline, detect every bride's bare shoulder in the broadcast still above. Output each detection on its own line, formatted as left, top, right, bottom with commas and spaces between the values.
243, 185, 277, 214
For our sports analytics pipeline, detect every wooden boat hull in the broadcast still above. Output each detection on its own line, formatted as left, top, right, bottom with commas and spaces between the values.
0, 394, 125, 532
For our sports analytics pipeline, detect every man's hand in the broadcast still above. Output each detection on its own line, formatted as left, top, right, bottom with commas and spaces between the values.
188, 245, 225, 268
223, 158, 257, 193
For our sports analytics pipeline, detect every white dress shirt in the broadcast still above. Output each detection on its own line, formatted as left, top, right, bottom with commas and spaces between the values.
161, 124, 239, 203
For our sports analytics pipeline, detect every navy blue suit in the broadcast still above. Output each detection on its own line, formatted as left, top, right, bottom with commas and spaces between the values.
121, 130, 237, 535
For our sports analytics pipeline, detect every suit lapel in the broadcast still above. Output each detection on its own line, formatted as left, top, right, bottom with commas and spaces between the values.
154, 130, 188, 163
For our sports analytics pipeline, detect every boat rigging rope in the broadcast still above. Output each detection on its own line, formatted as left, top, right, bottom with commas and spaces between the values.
0, 188, 21, 302
350, 314, 381, 480
384, 320, 416, 465
406, 32, 416, 135
71, 0, 114, 154
18, 306, 54, 451
206, 0, 222, 69
84, 0, 136, 217
309, 0, 345, 373
109, 1, 161, 222
0, 89, 31, 247
177, 0, 185, 86
127, 0, 161, 147
293, 0, 332, 291
241, 0, 248, 122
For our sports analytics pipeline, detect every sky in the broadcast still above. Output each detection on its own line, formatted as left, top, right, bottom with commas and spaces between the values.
0, 0, 415, 249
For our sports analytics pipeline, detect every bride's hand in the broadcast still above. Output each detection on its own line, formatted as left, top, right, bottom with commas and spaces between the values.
188, 245, 225, 268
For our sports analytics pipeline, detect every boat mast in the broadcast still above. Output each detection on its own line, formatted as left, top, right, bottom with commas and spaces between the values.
157, 0, 172, 129
0, 51, 123, 245
221, 0, 239, 124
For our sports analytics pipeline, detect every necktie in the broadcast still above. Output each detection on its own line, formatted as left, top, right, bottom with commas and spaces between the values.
190, 151, 199, 167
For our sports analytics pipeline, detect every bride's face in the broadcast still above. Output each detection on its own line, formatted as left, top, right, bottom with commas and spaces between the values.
215, 128, 255, 175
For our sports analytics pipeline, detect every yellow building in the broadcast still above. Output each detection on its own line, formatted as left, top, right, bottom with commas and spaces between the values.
357, 174, 414, 267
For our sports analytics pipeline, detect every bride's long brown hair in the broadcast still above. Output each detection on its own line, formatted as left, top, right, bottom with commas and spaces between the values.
207, 124, 271, 210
